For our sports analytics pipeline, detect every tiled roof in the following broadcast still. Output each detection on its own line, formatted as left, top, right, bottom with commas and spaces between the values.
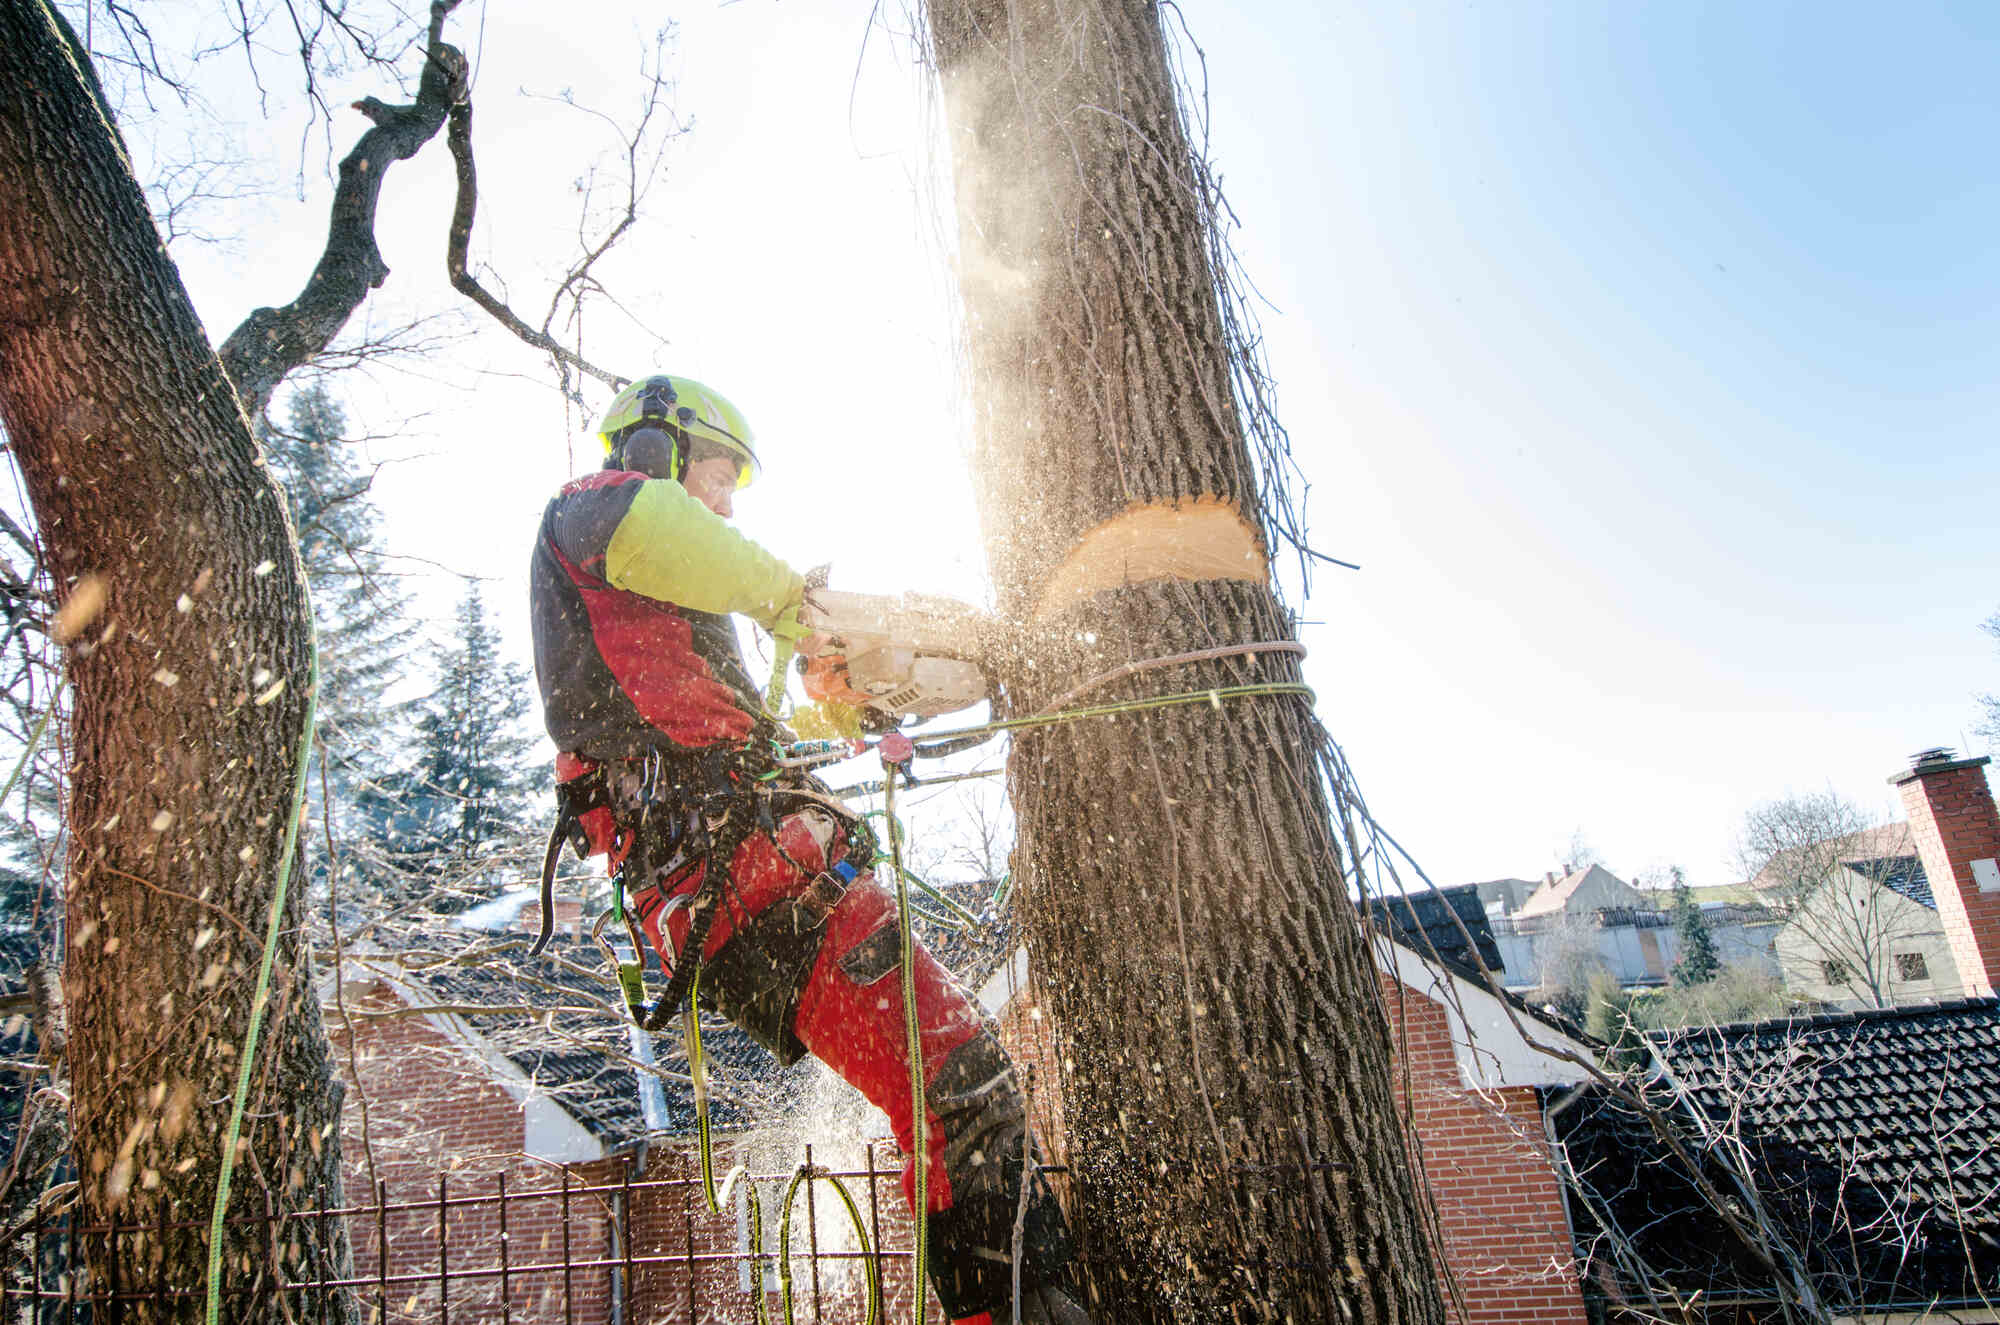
1556, 998, 2000, 1311
1513, 864, 1636, 918
1846, 855, 1934, 910
380, 932, 814, 1140
1364, 884, 1504, 975
1653, 999, 2000, 1221
378, 877, 1017, 1144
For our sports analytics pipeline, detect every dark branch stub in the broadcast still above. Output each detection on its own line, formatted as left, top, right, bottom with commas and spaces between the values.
443, 100, 629, 393
216, 28, 471, 419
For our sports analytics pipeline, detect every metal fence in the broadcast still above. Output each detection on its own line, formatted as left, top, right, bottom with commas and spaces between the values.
1, 1142, 959, 1324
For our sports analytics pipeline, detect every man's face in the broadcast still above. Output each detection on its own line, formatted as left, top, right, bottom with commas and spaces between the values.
683, 440, 743, 518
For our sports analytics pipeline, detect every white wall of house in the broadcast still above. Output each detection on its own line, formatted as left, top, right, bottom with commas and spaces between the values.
1774, 874, 1964, 1009
1496, 913, 1781, 990
1709, 915, 1782, 976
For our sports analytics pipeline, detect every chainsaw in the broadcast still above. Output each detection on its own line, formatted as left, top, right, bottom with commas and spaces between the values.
796, 588, 994, 728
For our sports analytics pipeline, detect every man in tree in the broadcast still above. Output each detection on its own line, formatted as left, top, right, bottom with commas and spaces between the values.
529, 374, 1090, 1325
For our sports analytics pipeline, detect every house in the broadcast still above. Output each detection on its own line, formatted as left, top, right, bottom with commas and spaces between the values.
1513, 864, 1647, 920
1772, 850, 1965, 1008
1552, 748, 2000, 1321
322, 873, 1610, 1324
1481, 863, 1783, 992
1469, 876, 1543, 918
1365, 889, 1599, 1323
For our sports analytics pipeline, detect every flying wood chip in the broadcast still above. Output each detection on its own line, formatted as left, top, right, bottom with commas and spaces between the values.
51, 573, 106, 643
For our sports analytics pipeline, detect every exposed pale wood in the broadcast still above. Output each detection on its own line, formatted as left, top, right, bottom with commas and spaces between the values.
1029, 497, 1267, 625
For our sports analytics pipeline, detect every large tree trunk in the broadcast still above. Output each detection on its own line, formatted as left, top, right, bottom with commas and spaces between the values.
923, 3, 1448, 1320
0, 3, 353, 1318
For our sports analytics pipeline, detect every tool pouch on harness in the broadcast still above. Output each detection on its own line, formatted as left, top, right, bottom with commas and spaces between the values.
648, 792, 868, 1064
687, 852, 863, 1066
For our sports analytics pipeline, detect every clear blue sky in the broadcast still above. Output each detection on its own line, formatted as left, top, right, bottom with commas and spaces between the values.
1177, 1, 2000, 884
155, 0, 2000, 888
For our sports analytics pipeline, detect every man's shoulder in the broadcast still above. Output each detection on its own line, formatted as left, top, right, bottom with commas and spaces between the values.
556, 469, 647, 499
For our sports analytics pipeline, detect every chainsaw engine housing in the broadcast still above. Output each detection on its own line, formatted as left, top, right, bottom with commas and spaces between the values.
799, 589, 992, 720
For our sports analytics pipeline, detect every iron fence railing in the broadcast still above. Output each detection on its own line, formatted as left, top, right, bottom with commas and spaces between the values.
1, 1141, 966, 1324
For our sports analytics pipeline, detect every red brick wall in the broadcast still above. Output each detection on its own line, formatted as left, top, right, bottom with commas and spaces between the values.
331, 982, 618, 1324
991, 963, 1587, 1323
1898, 760, 2000, 997
1380, 972, 1588, 1325
333, 963, 1588, 1324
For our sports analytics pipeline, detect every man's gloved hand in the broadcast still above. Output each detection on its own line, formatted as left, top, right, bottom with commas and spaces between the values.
801, 654, 873, 707
791, 699, 865, 742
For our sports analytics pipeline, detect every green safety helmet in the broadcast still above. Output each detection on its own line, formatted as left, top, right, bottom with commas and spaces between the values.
598, 374, 759, 489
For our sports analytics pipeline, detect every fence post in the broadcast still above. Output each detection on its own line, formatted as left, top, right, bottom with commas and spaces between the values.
498, 1171, 510, 1325
621, 1156, 637, 1322
32, 1197, 44, 1325
437, 1173, 449, 1325
865, 1141, 884, 1313
64, 1191, 76, 1325
559, 1168, 572, 1325
376, 1178, 389, 1324
317, 1184, 330, 1308
105, 1207, 119, 1325
156, 1194, 169, 1309
805, 1142, 822, 1319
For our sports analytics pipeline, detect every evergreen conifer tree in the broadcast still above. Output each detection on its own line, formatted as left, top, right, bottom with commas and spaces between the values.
1670, 865, 1722, 987
261, 381, 415, 797
362, 583, 543, 908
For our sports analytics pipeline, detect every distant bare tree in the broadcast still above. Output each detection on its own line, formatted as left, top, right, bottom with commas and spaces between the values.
1979, 607, 1999, 748
1736, 793, 1929, 1009
1559, 828, 1603, 876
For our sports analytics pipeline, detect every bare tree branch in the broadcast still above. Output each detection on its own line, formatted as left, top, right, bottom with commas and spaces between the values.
443, 31, 687, 397
443, 97, 628, 393
215, 1, 470, 418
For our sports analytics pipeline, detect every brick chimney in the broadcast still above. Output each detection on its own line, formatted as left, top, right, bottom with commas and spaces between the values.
1891, 748, 2000, 997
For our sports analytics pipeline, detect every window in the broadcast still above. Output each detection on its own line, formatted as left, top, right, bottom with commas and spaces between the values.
1895, 952, 1930, 983
1821, 958, 1852, 985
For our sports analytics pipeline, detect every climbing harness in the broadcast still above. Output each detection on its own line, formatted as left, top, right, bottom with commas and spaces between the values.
667, 664, 1315, 1325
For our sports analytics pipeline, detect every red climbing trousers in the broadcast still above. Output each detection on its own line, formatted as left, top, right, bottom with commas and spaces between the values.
622, 799, 1074, 1324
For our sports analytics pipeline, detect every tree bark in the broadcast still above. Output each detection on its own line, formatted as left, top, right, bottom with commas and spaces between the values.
923, 3, 1448, 1320
0, 2, 353, 1317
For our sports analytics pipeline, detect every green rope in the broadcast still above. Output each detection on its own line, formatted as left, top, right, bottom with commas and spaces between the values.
884, 763, 929, 1325
925, 680, 1313, 747
687, 970, 775, 1324
689, 972, 719, 1205
205, 646, 318, 1325
0, 671, 58, 808
778, 1161, 882, 1325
